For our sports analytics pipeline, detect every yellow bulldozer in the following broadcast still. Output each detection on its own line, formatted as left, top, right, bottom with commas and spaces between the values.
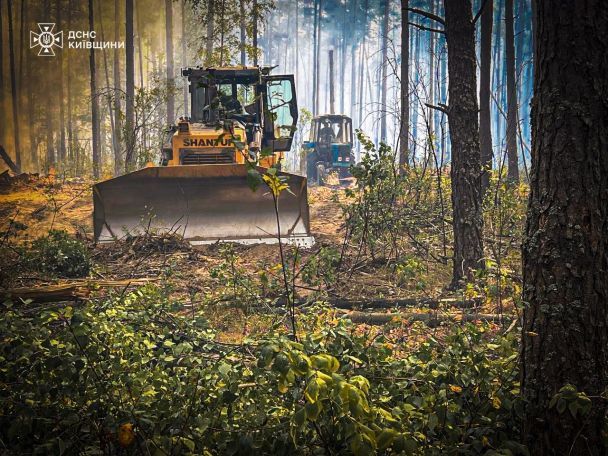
93, 66, 314, 247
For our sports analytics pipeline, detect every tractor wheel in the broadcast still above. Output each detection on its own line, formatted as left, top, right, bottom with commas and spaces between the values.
316, 163, 326, 186
306, 152, 318, 184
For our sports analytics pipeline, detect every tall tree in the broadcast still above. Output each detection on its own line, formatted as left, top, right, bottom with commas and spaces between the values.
124, 0, 135, 170
479, 0, 493, 193
56, 0, 66, 164
205, 0, 215, 65
165, 0, 174, 124
443, 0, 484, 286
504, 0, 519, 182
7, 0, 21, 170
239, 0, 246, 65
0, 0, 6, 147
181, 0, 188, 116
88, 0, 100, 179
399, 0, 409, 168
113, 0, 122, 174
379, 0, 389, 142
252, 0, 258, 65
521, 0, 608, 452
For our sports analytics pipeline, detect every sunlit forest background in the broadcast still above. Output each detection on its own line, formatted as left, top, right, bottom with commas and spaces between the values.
0, 0, 532, 178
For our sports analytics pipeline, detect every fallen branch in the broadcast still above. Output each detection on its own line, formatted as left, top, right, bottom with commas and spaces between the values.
1, 279, 153, 303
338, 310, 513, 327
0, 145, 21, 174
327, 296, 481, 310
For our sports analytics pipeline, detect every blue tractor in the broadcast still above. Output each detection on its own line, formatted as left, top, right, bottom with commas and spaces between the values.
304, 114, 355, 185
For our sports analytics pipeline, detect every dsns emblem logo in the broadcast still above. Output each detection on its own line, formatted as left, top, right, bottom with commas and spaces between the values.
30, 23, 63, 56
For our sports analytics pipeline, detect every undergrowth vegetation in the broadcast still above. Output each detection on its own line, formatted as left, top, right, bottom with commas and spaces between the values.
0, 136, 534, 455
1, 285, 524, 455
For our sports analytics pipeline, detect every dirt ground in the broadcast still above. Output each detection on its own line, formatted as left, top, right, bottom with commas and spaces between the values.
0, 173, 452, 303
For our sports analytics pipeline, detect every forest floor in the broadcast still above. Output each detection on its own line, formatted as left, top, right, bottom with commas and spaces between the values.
0, 172, 515, 342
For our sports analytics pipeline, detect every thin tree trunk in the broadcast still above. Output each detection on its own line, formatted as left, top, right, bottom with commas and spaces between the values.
98, 0, 117, 177
89, 0, 100, 179
113, 0, 122, 175
165, 0, 174, 124
505, 0, 519, 182
379, 0, 389, 142
0, 0, 4, 145
444, 0, 484, 287
479, 0, 493, 193
181, 0, 188, 116
136, 0, 144, 87
7, 0, 21, 170
252, 0, 258, 65
521, 0, 608, 452
124, 0, 135, 171
66, 0, 74, 169
205, 0, 215, 65
328, 50, 335, 114
56, 0, 66, 165
239, 0, 246, 65
399, 0, 409, 169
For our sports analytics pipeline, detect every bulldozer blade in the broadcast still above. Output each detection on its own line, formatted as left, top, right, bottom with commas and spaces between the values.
93, 165, 314, 247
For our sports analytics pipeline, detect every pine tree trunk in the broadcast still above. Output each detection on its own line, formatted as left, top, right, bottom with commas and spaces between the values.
7, 0, 21, 170
181, 0, 188, 116
124, 0, 135, 171
0, 0, 4, 145
379, 0, 389, 142
252, 0, 258, 65
505, 0, 519, 182
444, 0, 484, 287
521, 1, 608, 452
479, 0, 493, 193
113, 0, 122, 175
205, 0, 215, 65
56, 0, 66, 165
89, 0, 101, 179
399, 0, 409, 169
66, 0, 74, 169
165, 0, 174, 124
239, 0, 246, 65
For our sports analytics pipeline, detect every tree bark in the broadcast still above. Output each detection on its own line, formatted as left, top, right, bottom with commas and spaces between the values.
399, 0, 409, 169
443, 0, 484, 287
7, 0, 21, 169
88, 0, 101, 179
479, 0, 493, 193
165, 0, 174, 124
252, 0, 258, 65
0, 0, 4, 145
379, 0, 389, 142
239, 0, 246, 65
181, 0, 188, 116
505, 0, 519, 183
521, 0, 608, 453
205, 0, 215, 65
56, 0, 66, 164
328, 50, 335, 114
113, 0, 122, 175
124, 0, 135, 171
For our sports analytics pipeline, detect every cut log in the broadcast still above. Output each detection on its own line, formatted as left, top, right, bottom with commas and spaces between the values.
1, 279, 152, 303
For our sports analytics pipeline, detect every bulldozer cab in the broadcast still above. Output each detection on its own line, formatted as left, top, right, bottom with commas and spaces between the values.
184, 67, 298, 153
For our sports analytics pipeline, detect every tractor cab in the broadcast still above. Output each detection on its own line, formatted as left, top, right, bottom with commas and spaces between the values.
304, 114, 355, 184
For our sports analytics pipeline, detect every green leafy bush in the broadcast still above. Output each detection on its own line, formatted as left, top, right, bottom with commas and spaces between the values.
0, 285, 525, 455
22, 229, 90, 278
